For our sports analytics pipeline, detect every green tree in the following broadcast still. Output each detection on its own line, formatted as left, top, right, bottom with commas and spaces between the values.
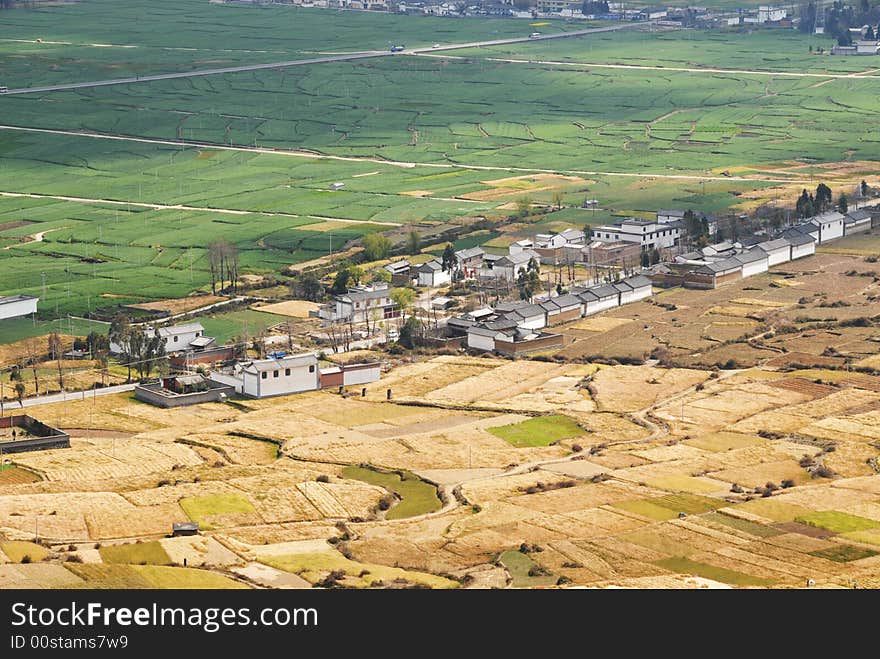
837, 193, 848, 214
391, 287, 416, 321
441, 243, 457, 276
406, 230, 421, 255
14, 381, 25, 407
517, 268, 541, 301
551, 190, 565, 211
109, 314, 133, 381
816, 183, 832, 211
330, 263, 363, 295
860, 180, 869, 197
372, 268, 392, 283
398, 316, 424, 349
640, 250, 650, 268
650, 248, 661, 265
362, 233, 392, 261
527, 256, 540, 273
515, 196, 532, 219
291, 272, 324, 301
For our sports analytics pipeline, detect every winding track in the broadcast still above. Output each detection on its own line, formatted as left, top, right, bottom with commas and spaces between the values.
0, 22, 653, 96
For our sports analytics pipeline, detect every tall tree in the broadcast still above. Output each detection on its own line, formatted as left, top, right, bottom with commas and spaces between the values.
551, 190, 565, 211
362, 233, 392, 261
517, 268, 541, 301
24, 338, 41, 396
390, 287, 416, 322
406, 230, 421, 255
440, 243, 457, 277
837, 193, 848, 214
109, 314, 133, 381
515, 196, 532, 219
816, 183, 832, 211
290, 272, 324, 301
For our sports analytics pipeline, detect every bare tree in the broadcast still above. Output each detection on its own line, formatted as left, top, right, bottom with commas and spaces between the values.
24, 338, 41, 395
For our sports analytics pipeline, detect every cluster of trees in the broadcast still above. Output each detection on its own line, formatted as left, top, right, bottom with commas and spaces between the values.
800, 0, 880, 46
516, 257, 542, 301
108, 315, 167, 381
330, 261, 364, 295
794, 183, 848, 218
207, 239, 240, 296
683, 209, 711, 246
640, 248, 662, 267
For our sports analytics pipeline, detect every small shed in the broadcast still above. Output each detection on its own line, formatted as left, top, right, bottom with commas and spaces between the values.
172, 522, 199, 537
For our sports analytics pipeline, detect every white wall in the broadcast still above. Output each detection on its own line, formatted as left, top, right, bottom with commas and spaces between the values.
209, 371, 244, 395
467, 333, 496, 351
629, 285, 652, 302
419, 269, 450, 287
844, 220, 871, 236
764, 248, 790, 267
618, 289, 639, 305
791, 242, 816, 260
0, 297, 38, 321
244, 364, 319, 398
584, 296, 619, 315
343, 365, 381, 386
518, 315, 547, 331
740, 258, 768, 278
816, 221, 844, 243
163, 329, 201, 351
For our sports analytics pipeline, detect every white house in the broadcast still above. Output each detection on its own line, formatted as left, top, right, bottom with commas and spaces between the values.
786, 232, 817, 260
808, 211, 845, 244
212, 353, 320, 399
109, 321, 206, 354
508, 239, 535, 256
0, 294, 38, 321
320, 283, 396, 323
756, 238, 791, 267
504, 304, 547, 330
844, 210, 872, 235
580, 284, 620, 315
493, 251, 537, 281
621, 275, 653, 302
657, 209, 686, 224
734, 249, 769, 278
454, 247, 485, 279
592, 219, 680, 249
416, 260, 451, 288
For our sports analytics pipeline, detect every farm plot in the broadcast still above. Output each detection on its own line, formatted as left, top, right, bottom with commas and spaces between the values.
589, 365, 709, 413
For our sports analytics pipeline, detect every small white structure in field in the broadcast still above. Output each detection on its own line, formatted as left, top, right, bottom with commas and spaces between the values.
0, 294, 38, 321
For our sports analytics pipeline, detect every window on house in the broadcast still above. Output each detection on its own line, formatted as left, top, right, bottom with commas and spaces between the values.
309, 365, 315, 373
173, 336, 178, 342
261, 372, 267, 380
273, 370, 279, 378
285, 368, 291, 376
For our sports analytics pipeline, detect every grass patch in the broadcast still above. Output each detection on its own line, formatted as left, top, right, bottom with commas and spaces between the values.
656, 556, 775, 587
261, 551, 457, 589
0, 541, 50, 563
497, 550, 556, 587
684, 433, 765, 452
842, 529, 880, 546
488, 414, 584, 448
654, 493, 721, 515
730, 499, 814, 523
795, 511, 880, 534
611, 499, 679, 521
809, 544, 879, 563
65, 563, 247, 589
340, 465, 441, 520
645, 475, 722, 495
99, 541, 173, 566
179, 493, 256, 530
703, 512, 782, 538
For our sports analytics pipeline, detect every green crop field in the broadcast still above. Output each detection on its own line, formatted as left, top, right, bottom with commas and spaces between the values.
341, 465, 442, 520
655, 556, 775, 587
179, 493, 256, 530
795, 511, 880, 534
0, 1, 877, 328
498, 549, 557, 587
99, 541, 173, 566
488, 414, 585, 447
198, 309, 289, 345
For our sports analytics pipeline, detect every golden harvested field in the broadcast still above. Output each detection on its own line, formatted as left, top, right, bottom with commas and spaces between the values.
252, 300, 321, 318
590, 365, 708, 413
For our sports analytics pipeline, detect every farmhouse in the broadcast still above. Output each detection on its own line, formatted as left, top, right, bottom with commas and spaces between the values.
109, 321, 209, 354
416, 259, 451, 287
733, 248, 769, 278
657, 209, 686, 224
581, 240, 642, 268
688, 257, 743, 289
808, 211, 845, 243
492, 251, 537, 281
318, 362, 382, 389
508, 239, 535, 256
532, 229, 586, 265
844, 210, 872, 235
134, 374, 234, 408
540, 294, 583, 326
454, 247, 485, 279
503, 303, 547, 330
320, 283, 397, 324
786, 231, 817, 259
0, 294, 38, 321
384, 260, 412, 285
592, 219, 680, 249
756, 238, 791, 266
614, 275, 653, 303
212, 353, 320, 398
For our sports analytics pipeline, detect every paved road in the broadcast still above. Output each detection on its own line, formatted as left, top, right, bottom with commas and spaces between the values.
2, 383, 136, 411
0, 22, 653, 96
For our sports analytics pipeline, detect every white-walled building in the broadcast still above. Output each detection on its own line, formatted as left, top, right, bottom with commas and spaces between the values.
756, 238, 791, 267
320, 283, 396, 324
844, 210, 872, 235
212, 353, 319, 398
656, 209, 686, 224
109, 321, 206, 354
809, 211, 845, 244
787, 232, 817, 260
733, 249, 769, 278
592, 219, 680, 249
416, 260, 451, 287
0, 294, 38, 321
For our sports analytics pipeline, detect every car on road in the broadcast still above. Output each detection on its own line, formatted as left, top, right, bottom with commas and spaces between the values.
390, 44, 405, 53
432, 43, 440, 48
0, 86, 8, 93
529, 32, 541, 38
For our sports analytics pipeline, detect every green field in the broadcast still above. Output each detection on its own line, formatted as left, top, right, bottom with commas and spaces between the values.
341, 465, 442, 520
498, 549, 557, 587
99, 541, 173, 566
0, 1, 877, 326
795, 511, 880, 534
488, 414, 584, 447
0, 540, 50, 563
65, 563, 248, 589
198, 309, 288, 344
655, 556, 775, 587
179, 493, 257, 530
809, 544, 878, 563
0, 315, 109, 345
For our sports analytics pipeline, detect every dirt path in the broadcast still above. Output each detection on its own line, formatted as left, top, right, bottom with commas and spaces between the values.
2, 225, 65, 249
421, 52, 880, 81
0, 190, 398, 227
0, 124, 856, 186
